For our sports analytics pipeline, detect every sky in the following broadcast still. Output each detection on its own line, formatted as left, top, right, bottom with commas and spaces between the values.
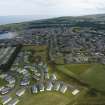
0, 0, 105, 17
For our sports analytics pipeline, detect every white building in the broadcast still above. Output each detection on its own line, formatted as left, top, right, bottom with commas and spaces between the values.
60, 84, 68, 93
16, 88, 26, 97
20, 79, 30, 86
39, 83, 44, 92
32, 85, 38, 93
8, 98, 19, 105
46, 82, 53, 91
2, 96, 12, 105
50, 74, 57, 81
53, 81, 60, 91
72, 89, 80, 95
1, 87, 10, 95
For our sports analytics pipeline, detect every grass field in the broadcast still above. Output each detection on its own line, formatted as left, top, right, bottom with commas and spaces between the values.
65, 64, 92, 75
18, 91, 72, 105
80, 64, 105, 92
22, 45, 48, 62
56, 64, 105, 92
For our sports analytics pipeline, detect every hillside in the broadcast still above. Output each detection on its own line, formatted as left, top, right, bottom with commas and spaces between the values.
0, 14, 105, 30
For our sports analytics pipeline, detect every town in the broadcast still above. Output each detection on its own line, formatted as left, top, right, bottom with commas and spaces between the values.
0, 26, 105, 64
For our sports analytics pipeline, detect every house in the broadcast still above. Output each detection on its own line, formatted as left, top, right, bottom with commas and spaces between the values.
2, 95, 12, 105
32, 85, 38, 93
16, 88, 26, 97
17, 69, 28, 75
32, 75, 40, 81
38, 83, 44, 92
60, 84, 68, 93
8, 98, 19, 105
20, 79, 30, 86
35, 72, 41, 77
8, 78, 15, 84
6, 84, 15, 88
50, 74, 57, 81
46, 82, 53, 91
72, 89, 80, 95
5, 76, 15, 84
53, 81, 60, 91
1, 87, 10, 95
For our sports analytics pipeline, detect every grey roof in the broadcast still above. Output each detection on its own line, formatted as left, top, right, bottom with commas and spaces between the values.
60, 84, 68, 93
46, 82, 53, 91
2, 95, 12, 104
1, 87, 10, 94
50, 74, 57, 81
53, 81, 60, 91
38, 83, 44, 91
32, 85, 37, 93
16, 88, 25, 96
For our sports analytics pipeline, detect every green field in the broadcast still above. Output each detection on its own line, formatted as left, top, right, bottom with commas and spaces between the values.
22, 45, 48, 62
80, 64, 105, 92
18, 91, 72, 105
56, 64, 105, 92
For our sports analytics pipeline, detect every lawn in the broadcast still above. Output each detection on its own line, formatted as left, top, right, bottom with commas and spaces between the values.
80, 64, 105, 92
18, 91, 71, 105
56, 64, 105, 92
65, 64, 92, 75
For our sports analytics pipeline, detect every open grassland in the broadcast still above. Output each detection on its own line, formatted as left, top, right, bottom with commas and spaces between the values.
56, 64, 105, 92
80, 64, 105, 92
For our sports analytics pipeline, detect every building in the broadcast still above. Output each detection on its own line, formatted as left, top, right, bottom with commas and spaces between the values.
72, 89, 80, 95
8, 98, 19, 105
17, 69, 28, 75
46, 81, 53, 91
32, 75, 40, 81
7, 78, 15, 84
2, 95, 12, 105
60, 84, 68, 93
50, 74, 57, 81
16, 88, 26, 97
1, 87, 10, 95
38, 83, 44, 92
32, 85, 38, 93
5, 75, 15, 84
53, 81, 60, 91
20, 79, 30, 86
6, 84, 15, 88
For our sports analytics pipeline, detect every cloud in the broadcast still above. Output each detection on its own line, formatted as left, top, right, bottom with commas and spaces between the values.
0, 0, 105, 16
